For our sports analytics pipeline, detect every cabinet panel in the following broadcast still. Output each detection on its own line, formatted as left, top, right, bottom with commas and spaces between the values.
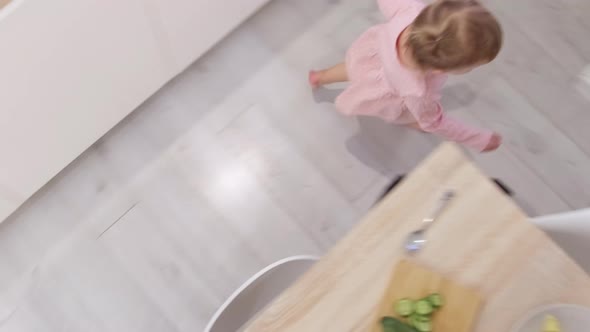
0, 0, 169, 220
144, 0, 269, 74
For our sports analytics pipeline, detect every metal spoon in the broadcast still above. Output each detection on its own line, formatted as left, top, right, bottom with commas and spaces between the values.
404, 190, 455, 253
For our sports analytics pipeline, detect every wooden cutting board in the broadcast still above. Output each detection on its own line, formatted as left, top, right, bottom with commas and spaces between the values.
371, 259, 483, 332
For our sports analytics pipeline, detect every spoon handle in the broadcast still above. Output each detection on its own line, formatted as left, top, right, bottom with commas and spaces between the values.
422, 190, 455, 227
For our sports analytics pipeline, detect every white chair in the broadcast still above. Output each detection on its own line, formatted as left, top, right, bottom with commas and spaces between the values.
532, 208, 590, 274
205, 255, 319, 332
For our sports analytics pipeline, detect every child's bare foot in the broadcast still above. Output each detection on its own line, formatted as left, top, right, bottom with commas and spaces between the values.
308, 63, 348, 88
308, 70, 322, 88
483, 133, 502, 152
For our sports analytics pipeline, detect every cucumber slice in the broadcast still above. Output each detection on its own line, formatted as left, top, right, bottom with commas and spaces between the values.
414, 299, 433, 315
395, 298, 415, 317
427, 293, 443, 308
415, 320, 433, 332
412, 315, 432, 332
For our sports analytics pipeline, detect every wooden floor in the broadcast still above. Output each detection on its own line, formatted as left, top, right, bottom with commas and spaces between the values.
1, 0, 589, 330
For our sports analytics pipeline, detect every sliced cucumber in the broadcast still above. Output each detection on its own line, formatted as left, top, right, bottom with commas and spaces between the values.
395, 298, 415, 317
413, 316, 433, 332
381, 316, 396, 332
414, 299, 433, 315
388, 294, 443, 332
427, 293, 443, 308
381, 316, 419, 332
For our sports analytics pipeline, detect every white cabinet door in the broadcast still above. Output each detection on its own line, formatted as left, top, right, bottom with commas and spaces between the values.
144, 0, 269, 74
0, 0, 169, 220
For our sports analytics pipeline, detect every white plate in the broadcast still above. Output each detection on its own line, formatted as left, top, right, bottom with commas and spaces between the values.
511, 304, 590, 332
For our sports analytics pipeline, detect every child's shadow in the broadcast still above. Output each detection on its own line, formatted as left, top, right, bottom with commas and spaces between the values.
345, 117, 436, 177
312, 83, 477, 177
312, 87, 394, 176
345, 118, 395, 177
314, 82, 478, 109
312, 86, 344, 104
440, 83, 478, 112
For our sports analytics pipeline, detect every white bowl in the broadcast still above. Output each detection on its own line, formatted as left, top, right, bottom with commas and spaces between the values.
511, 304, 590, 332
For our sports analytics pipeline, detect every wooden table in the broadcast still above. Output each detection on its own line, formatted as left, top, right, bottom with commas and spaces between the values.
245, 144, 590, 331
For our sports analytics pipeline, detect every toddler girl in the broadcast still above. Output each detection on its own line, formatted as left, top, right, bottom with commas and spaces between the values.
309, 0, 503, 152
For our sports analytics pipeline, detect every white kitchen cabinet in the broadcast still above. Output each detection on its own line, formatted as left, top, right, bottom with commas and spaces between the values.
0, 0, 170, 220
0, 0, 271, 222
144, 0, 270, 74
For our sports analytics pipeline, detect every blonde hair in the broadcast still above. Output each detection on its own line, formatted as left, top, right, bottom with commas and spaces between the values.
407, 0, 503, 71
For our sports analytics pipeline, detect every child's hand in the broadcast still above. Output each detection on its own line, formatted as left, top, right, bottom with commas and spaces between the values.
483, 133, 502, 152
